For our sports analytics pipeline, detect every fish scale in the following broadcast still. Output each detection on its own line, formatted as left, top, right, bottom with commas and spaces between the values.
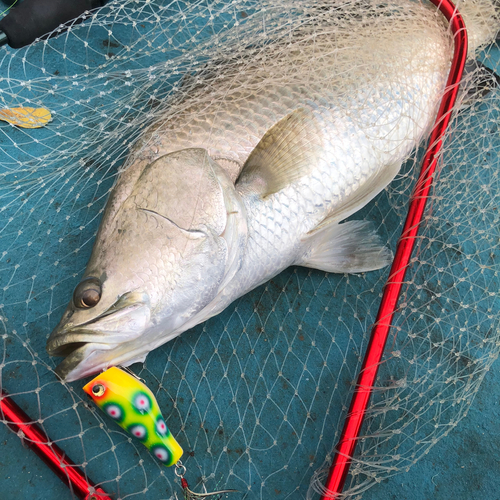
231, 70, 446, 294
45, 0, 500, 381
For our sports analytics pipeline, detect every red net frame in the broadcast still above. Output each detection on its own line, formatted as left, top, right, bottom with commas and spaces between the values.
320, 0, 468, 496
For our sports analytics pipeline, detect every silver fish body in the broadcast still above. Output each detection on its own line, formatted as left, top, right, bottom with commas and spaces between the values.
46, 0, 494, 381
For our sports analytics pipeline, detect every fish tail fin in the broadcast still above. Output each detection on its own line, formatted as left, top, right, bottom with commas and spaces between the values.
296, 220, 393, 274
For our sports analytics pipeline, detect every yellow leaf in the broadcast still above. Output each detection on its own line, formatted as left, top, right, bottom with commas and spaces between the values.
0, 107, 52, 129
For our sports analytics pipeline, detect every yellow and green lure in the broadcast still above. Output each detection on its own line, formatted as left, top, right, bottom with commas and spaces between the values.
83, 367, 183, 467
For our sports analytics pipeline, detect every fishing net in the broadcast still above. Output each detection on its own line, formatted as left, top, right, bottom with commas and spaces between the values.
1, 0, 499, 498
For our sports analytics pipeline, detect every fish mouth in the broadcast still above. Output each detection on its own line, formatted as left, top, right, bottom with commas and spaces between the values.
47, 325, 146, 382
51, 341, 114, 382
47, 331, 110, 357
47, 329, 116, 381
46, 292, 151, 381
51, 341, 88, 358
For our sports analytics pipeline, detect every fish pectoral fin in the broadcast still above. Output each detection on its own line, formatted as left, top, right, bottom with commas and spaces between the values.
236, 107, 324, 197
297, 220, 393, 273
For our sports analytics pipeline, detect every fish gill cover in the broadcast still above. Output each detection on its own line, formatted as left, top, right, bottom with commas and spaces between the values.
0, 0, 499, 498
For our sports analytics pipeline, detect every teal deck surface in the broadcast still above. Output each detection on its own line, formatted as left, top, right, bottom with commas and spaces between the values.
0, 2, 499, 499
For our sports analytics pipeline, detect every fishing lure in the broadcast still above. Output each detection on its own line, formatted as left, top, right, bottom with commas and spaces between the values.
84, 367, 236, 499
83, 366, 183, 466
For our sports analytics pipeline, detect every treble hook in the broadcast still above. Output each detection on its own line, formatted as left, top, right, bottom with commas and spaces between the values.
174, 461, 237, 499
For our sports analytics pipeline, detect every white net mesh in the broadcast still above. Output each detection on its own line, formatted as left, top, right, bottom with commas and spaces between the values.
0, 0, 499, 498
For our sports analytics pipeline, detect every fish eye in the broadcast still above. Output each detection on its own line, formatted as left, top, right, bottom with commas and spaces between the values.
73, 277, 102, 309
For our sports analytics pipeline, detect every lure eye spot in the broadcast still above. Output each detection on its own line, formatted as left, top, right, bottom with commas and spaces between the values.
104, 403, 124, 422
156, 417, 168, 437
133, 392, 152, 414
128, 424, 148, 442
73, 277, 102, 309
92, 383, 105, 397
151, 444, 171, 464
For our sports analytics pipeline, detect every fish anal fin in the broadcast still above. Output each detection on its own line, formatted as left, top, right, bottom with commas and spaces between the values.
236, 107, 324, 197
297, 220, 393, 273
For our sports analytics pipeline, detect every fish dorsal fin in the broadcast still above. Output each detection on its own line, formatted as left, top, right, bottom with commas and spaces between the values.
236, 107, 324, 197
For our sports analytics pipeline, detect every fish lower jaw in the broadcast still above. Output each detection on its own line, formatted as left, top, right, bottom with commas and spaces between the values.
52, 339, 150, 382
52, 341, 114, 382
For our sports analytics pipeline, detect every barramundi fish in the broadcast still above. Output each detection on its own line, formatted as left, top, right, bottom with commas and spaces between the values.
46, 0, 500, 381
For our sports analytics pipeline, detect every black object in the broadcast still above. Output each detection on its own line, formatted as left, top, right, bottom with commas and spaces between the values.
0, 0, 106, 48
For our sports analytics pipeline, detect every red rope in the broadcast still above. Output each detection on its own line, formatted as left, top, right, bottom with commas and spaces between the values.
320, 0, 468, 497
0, 389, 112, 500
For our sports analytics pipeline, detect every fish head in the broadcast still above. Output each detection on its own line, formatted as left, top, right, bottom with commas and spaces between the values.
47, 148, 247, 381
